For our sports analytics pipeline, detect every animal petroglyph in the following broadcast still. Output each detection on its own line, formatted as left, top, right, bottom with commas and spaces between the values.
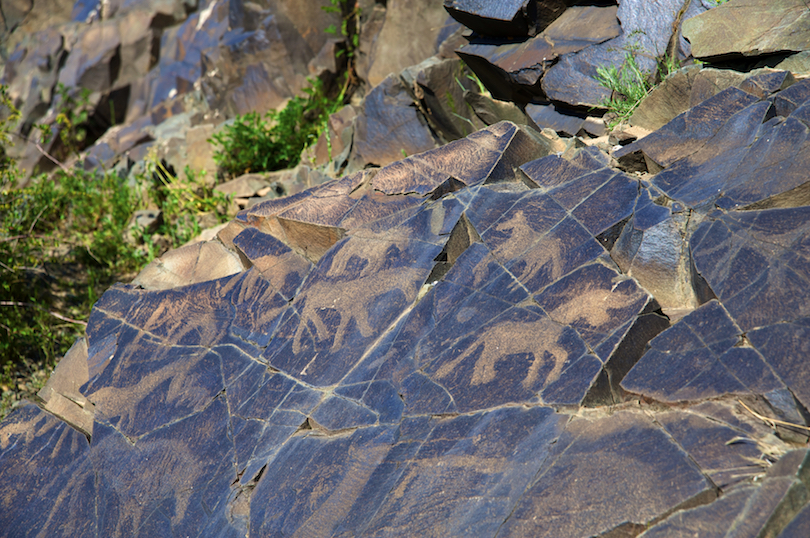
434, 317, 570, 390
509, 237, 568, 291
291, 240, 427, 354
544, 281, 645, 332
488, 210, 543, 262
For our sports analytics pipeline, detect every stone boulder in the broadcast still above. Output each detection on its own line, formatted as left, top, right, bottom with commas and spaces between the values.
456, 5, 620, 104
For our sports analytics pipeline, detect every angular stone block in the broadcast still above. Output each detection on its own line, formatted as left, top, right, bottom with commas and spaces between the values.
683, 0, 810, 59
457, 5, 619, 102
691, 207, 810, 330
350, 75, 440, 169
444, 0, 565, 38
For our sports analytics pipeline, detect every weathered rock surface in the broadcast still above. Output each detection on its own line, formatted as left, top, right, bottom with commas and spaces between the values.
348, 74, 441, 169
630, 66, 796, 131
4, 102, 810, 536
456, 5, 620, 103
360, 0, 453, 89
541, 0, 709, 108
683, 0, 810, 60
4, 0, 810, 536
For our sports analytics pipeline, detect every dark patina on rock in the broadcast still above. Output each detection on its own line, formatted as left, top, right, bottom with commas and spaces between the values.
3, 0, 810, 534
4, 102, 810, 534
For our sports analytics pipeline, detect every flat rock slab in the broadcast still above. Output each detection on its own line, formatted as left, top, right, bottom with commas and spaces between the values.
622, 300, 785, 403
629, 66, 795, 132
3, 109, 810, 536
361, 0, 451, 88
499, 410, 716, 537
616, 80, 810, 211
641, 449, 810, 537
349, 75, 441, 169
683, 0, 810, 59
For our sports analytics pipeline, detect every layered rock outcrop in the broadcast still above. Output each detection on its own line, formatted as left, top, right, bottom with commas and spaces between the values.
2, 0, 810, 536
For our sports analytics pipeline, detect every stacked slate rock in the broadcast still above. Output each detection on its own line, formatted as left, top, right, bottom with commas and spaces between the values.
3, 0, 810, 537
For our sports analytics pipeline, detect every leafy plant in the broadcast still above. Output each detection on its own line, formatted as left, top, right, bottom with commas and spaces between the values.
595, 50, 652, 127
322, 0, 361, 103
595, 40, 680, 129
147, 158, 231, 247
0, 84, 236, 421
209, 77, 346, 178
0, 165, 142, 418
0, 86, 21, 186
36, 83, 94, 162
322, 0, 360, 63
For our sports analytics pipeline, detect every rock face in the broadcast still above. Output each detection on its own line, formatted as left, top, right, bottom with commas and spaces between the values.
0, 0, 462, 184
4, 89, 810, 534
449, 0, 710, 109
3, 0, 810, 537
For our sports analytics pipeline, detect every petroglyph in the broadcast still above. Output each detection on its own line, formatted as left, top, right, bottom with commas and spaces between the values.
543, 280, 646, 332
434, 317, 570, 390
488, 210, 546, 262
510, 237, 568, 289
291, 239, 428, 354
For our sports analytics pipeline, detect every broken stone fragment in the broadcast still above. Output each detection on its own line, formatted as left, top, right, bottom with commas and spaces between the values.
614, 86, 762, 175
456, 5, 619, 103
691, 207, 810, 323
36, 338, 94, 438
464, 90, 536, 127
609, 195, 697, 313
525, 103, 585, 137
775, 50, 810, 77
444, 0, 567, 38
132, 238, 247, 290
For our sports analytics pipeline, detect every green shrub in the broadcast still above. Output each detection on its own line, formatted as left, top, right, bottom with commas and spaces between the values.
0, 166, 142, 419
0, 86, 235, 421
148, 159, 231, 246
595, 50, 653, 127
209, 78, 346, 178
595, 42, 680, 129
